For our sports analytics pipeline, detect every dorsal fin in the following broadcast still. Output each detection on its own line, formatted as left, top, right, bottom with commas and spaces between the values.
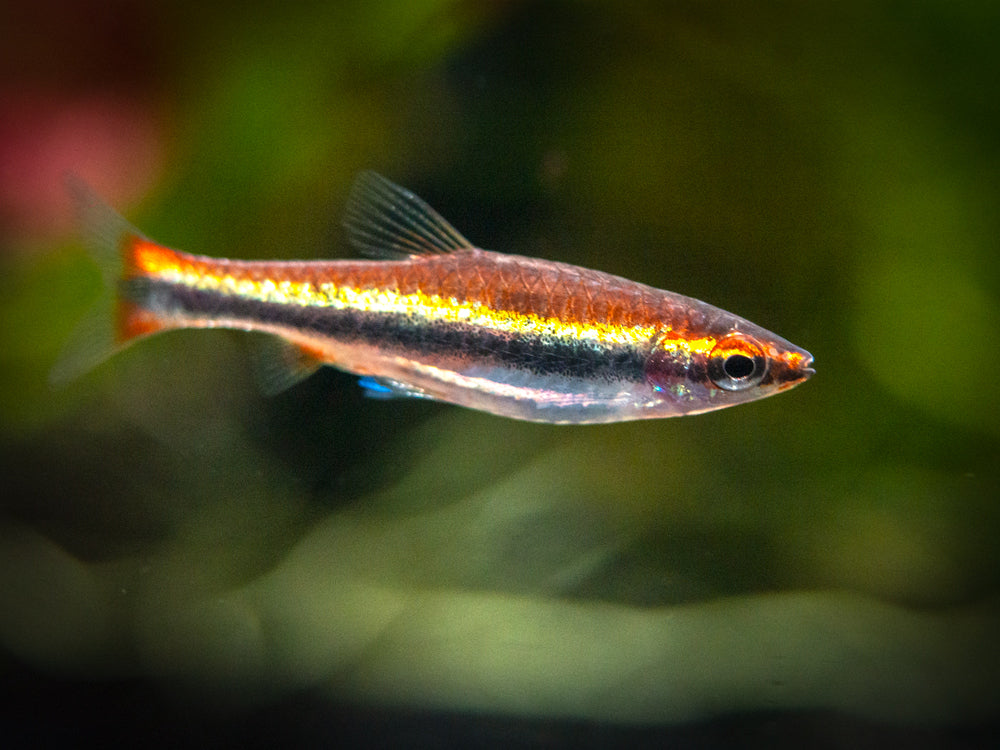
342, 171, 474, 259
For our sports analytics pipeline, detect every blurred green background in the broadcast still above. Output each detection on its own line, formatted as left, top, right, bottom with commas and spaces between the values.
1, 0, 998, 745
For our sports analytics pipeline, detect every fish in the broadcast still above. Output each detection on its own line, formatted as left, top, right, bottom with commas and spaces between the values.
52, 171, 814, 424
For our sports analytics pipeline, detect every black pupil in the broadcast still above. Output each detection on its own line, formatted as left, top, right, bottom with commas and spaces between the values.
724, 354, 755, 379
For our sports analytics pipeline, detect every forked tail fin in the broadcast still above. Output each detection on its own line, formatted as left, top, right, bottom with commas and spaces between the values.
49, 179, 169, 385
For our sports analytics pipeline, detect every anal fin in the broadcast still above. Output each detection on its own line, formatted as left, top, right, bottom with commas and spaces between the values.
252, 337, 324, 395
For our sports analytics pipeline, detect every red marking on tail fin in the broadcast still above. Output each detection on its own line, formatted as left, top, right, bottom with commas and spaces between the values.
125, 236, 185, 278
116, 235, 185, 344
116, 299, 168, 344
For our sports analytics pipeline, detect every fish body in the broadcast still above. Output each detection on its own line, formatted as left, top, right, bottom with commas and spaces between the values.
54, 172, 813, 424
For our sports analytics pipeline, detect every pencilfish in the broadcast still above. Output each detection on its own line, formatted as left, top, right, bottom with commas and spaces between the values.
52, 172, 814, 423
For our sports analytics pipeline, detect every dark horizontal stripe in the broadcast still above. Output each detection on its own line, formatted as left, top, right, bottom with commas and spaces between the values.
127, 278, 650, 382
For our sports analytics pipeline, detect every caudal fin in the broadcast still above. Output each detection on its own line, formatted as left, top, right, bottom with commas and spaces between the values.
49, 179, 164, 385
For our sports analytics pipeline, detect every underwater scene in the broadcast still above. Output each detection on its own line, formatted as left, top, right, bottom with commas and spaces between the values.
2, 1, 998, 746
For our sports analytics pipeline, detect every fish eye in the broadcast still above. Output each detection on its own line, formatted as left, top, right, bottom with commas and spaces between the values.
708, 335, 768, 391
723, 353, 755, 379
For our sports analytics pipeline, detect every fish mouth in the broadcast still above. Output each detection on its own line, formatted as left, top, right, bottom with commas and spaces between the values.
773, 351, 814, 389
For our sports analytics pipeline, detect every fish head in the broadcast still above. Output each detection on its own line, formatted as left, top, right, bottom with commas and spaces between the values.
644, 316, 814, 416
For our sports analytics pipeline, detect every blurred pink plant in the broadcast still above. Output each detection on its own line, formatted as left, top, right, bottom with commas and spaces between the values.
0, 92, 164, 244
0, 0, 168, 247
